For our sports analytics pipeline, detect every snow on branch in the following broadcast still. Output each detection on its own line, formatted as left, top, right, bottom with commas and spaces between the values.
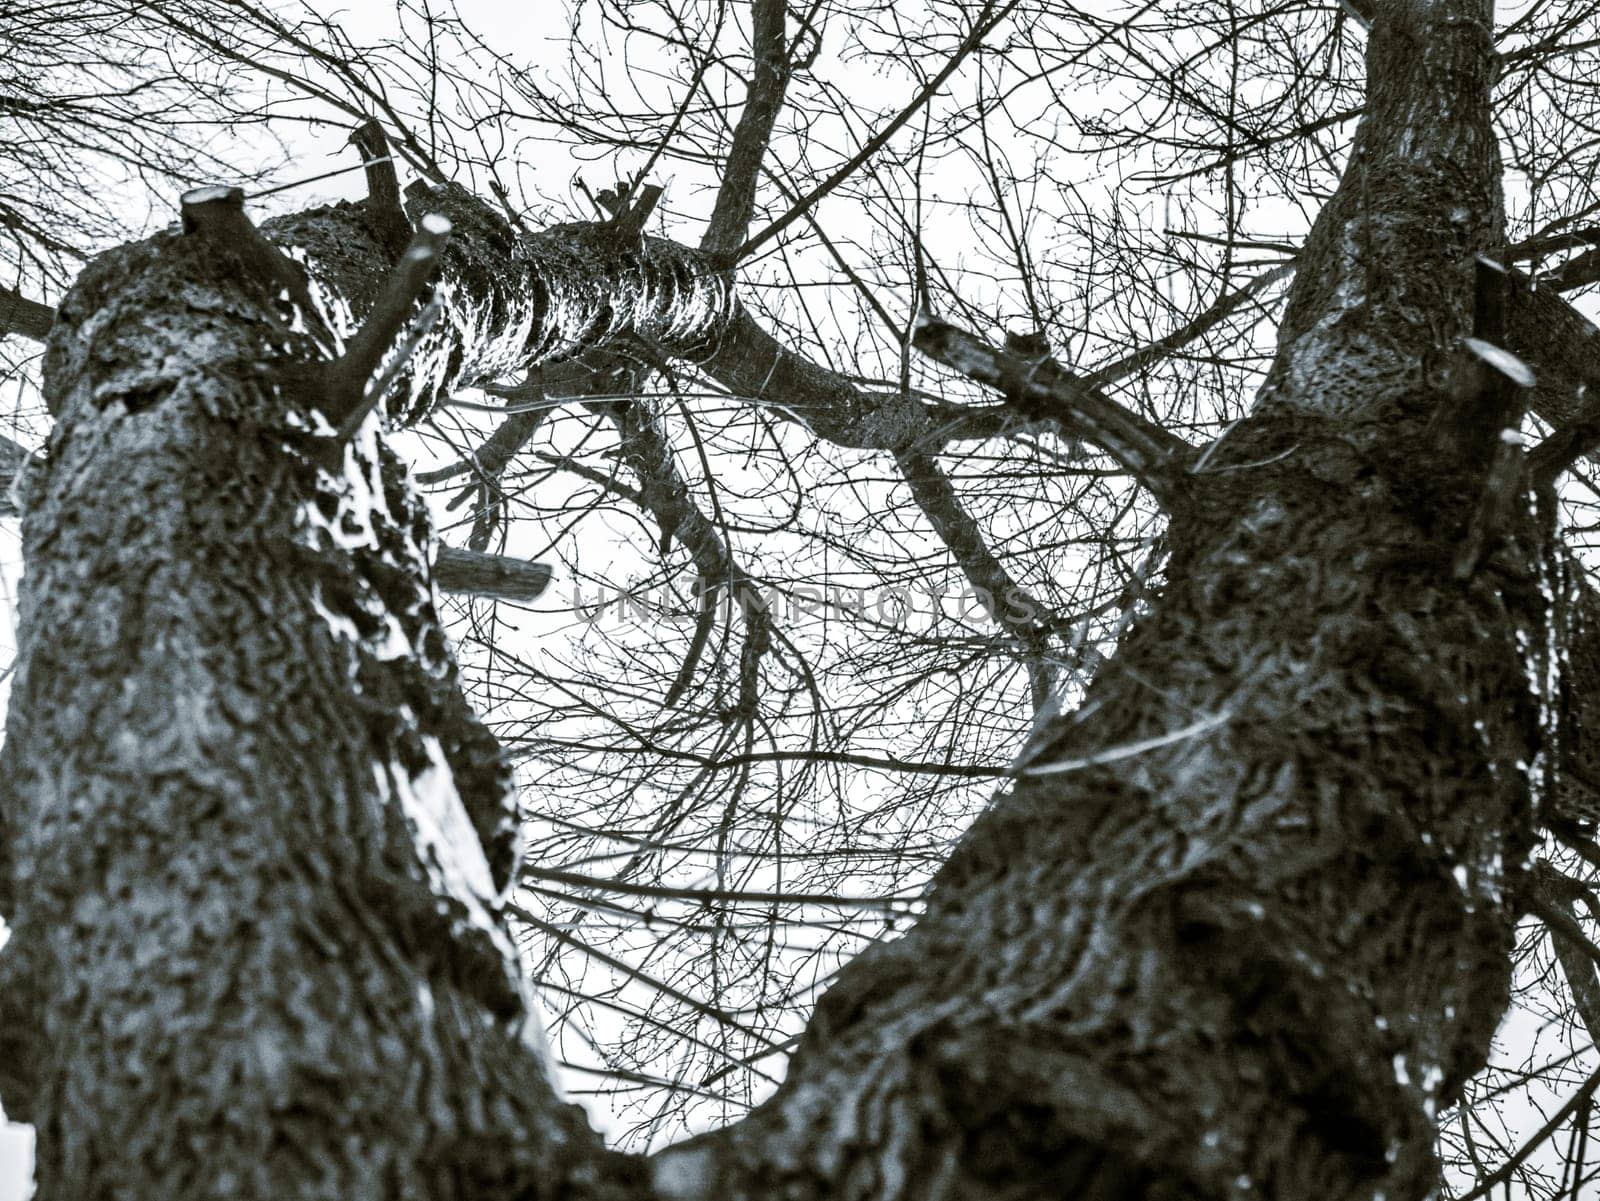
325, 212, 453, 436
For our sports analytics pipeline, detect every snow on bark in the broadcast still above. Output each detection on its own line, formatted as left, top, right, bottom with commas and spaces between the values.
0, 169, 660, 1199
381, 734, 505, 924
267, 182, 737, 427
0, 2, 1581, 1198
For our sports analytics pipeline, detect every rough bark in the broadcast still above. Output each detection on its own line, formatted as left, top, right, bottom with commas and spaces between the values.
431, 547, 553, 602
0, 3, 1590, 1201
654, 410, 1555, 1201
0, 181, 735, 1198
0, 285, 54, 342
1556, 577, 1600, 826
1259, 0, 1502, 422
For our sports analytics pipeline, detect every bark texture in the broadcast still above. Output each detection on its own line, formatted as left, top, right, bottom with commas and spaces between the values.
432, 547, 553, 602
0, 2, 1587, 1200
0, 285, 55, 343
0, 434, 29, 518
1260, 0, 1502, 423
0, 182, 730, 1198
647, 4, 1562, 1199
656, 411, 1555, 1201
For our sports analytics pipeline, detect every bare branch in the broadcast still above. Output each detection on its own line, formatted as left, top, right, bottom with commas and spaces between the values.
731, 0, 1015, 262
701, 0, 794, 256
432, 545, 552, 601
599, 398, 773, 716
911, 316, 1191, 502
523, 865, 915, 913
1545, 244, 1600, 293
1514, 271, 1600, 482
347, 119, 411, 254
0, 285, 54, 343
894, 447, 1054, 700
1086, 263, 1295, 391
327, 213, 452, 433
1337, 0, 1373, 32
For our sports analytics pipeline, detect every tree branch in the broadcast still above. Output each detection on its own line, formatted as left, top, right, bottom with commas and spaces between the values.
1545, 244, 1600, 293
701, 0, 794, 257
599, 398, 773, 716
327, 213, 453, 432
911, 317, 1192, 503
1512, 269, 1600, 480
1530, 863, 1600, 1050
432, 546, 552, 601
343, 118, 413, 257
0, 434, 34, 518
893, 447, 1056, 702
695, 307, 933, 448
0, 285, 54, 342
731, 0, 1014, 262
1085, 262, 1295, 391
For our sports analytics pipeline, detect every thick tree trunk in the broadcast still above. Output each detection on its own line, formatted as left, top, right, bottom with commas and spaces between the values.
651, 3, 1559, 1199
656, 413, 1554, 1201
0, 3, 1577, 1201
0, 186, 729, 1198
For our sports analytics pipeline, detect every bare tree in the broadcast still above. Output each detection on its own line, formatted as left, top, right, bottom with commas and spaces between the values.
6, 0, 1600, 1198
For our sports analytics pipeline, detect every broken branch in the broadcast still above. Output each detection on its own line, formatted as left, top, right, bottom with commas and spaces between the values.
0, 285, 54, 343
598, 183, 664, 240
325, 212, 452, 432
911, 316, 1192, 504
432, 545, 553, 601
1, 434, 36, 518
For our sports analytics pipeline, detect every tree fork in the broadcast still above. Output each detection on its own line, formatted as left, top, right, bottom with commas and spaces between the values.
2, 0, 1597, 1194
646, 3, 1567, 1198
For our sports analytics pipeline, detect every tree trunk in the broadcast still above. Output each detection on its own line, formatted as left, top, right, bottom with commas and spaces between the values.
654, 413, 1554, 1201
652, 3, 1559, 1199
0, 186, 726, 1199
0, 3, 1576, 1201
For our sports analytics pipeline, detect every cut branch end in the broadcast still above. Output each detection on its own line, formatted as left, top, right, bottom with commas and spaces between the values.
1463, 338, 1537, 390
433, 546, 553, 602
180, 186, 246, 235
